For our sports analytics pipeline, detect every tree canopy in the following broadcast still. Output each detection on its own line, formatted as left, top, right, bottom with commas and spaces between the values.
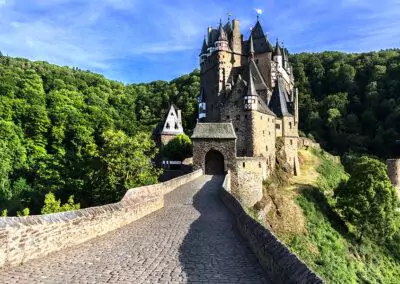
335, 156, 399, 241
0, 56, 199, 215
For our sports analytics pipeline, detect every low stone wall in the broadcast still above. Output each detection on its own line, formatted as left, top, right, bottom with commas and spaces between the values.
298, 137, 320, 149
0, 170, 203, 268
221, 172, 323, 284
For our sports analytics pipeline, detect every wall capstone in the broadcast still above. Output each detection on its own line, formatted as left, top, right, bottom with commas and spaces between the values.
0, 170, 203, 268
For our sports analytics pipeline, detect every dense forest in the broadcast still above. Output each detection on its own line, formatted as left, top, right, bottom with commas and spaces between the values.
291, 50, 400, 158
0, 49, 399, 215
0, 54, 199, 215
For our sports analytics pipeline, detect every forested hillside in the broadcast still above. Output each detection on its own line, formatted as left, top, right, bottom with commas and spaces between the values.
0, 55, 199, 215
1, 49, 399, 215
291, 49, 400, 158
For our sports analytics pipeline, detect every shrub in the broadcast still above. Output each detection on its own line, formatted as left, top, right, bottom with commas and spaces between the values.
41, 192, 80, 214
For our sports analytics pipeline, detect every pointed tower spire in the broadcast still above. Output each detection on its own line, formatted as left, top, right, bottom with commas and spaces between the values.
247, 68, 257, 97
217, 19, 228, 41
248, 34, 255, 58
200, 36, 208, 55
274, 38, 282, 56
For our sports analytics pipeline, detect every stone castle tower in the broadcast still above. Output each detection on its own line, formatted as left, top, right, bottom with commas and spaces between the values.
192, 17, 300, 206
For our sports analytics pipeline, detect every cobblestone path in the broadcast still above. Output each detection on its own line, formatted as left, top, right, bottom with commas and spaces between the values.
0, 175, 271, 284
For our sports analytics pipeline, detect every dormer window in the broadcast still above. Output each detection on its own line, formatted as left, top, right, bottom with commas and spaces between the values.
175, 123, 179, 129
166, 123, 170, 129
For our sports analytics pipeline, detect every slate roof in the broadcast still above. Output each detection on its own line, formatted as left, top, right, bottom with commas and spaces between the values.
248, 34, 255, 54
268, 77, 293, 117
274, 40, 282, 56
247, 67, 257, 97
248, 59, 268, 90
217, 22, 228, 41
200, 38, 208, 55
191, 123, 237, 139
251, 20, 265, 39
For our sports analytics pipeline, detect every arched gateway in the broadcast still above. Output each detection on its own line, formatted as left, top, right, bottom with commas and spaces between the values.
191, 123, 237, 176
205, 150, 224, 175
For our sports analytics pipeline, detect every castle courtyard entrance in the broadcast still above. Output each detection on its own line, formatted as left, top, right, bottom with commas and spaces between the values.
205, 150, 224, 175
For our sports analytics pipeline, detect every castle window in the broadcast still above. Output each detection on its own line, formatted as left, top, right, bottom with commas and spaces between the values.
289, 122, 293, 129
266, 146, 268, 151
263, 130, 265, 135
175, 123, 179, 129
227, 115, 230, 120
235, 128, 239, 132
256, 59, 259, 64
276, 124, 281, 129
166, 123, 170, 129
259, 162, 262, 168
260, 116, 263, 120
269, 132, 271, 135
236, 115, 240, 120
243, 162, 246, 168
245, 115, 248, 119
170, 113, 174, 116
290, 139, 293, 145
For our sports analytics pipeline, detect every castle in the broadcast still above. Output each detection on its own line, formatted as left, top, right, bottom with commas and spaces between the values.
191, 17, 300, 206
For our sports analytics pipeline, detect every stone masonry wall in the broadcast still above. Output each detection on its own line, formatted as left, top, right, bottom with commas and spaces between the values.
0, 170, 203, 268
298, 137, 321, 149
221, 172, 323, 284
233, 157, 269, 207
192, 138, 236, 173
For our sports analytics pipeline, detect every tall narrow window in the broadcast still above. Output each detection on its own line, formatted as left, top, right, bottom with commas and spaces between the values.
166, 123, 170, 129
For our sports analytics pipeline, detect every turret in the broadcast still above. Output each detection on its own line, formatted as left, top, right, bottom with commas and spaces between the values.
244, 67, 258, 111
214, 20, 229, 51
248, 34, 255, 59
273, 39, 283, 68
199, 37, 208, 64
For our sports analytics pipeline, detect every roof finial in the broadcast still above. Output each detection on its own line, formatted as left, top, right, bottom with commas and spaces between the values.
227, 12, 232, 22
255, 8, 262, 20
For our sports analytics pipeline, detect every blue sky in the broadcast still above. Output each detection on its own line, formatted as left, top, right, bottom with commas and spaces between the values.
0, 0, 399, 83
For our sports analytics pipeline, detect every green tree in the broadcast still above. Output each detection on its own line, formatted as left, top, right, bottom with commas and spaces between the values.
162, 133, 192, 161
92, 129, 160, 204
335, 156, 399, 241
41, 192, 80, 214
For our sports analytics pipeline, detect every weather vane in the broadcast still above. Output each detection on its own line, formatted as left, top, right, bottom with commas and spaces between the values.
255, 8, 263, 20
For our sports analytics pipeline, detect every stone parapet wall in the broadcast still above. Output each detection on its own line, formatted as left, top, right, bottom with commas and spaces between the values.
298, 137, 320, 149
0, 170, 203, 268
221, 172, 323, 284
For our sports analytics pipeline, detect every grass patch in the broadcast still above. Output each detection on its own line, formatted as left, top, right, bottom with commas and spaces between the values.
261, 148, 400, 283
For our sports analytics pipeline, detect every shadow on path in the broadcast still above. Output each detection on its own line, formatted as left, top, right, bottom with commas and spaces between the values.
178, 175, 271, 283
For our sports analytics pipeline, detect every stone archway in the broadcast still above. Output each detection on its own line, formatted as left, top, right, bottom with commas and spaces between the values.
205, 150, 225, 175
